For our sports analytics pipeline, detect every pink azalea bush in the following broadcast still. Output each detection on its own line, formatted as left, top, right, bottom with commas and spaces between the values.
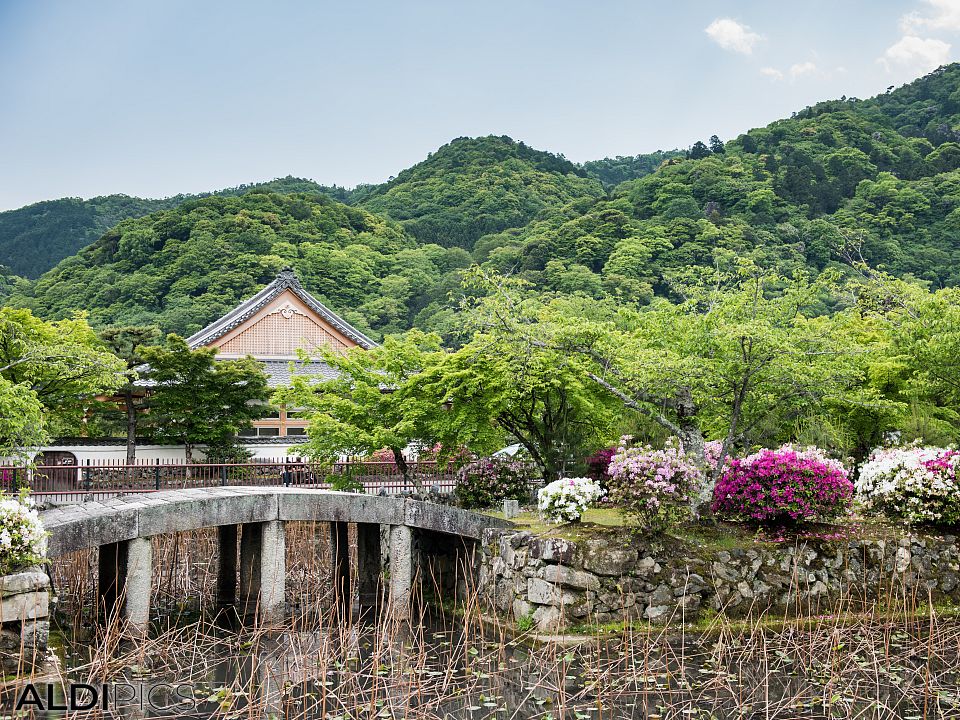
704, 440, 726, 473
607, 437, 702, 531
856, 445, 960, 525
455, 456, 536, 509
711, 445, 853, 524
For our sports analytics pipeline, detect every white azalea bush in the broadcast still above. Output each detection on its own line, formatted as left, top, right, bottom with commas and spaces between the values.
537, 476, 605, 523
0, 491, 47, 574
856, 445, 960, 525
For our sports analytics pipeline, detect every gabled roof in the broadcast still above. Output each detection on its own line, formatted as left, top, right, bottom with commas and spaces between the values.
186, 268, 378, 351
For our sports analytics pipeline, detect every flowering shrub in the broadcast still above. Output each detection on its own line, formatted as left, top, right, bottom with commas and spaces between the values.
455, 456, 535, 509
704, 440, 725, 474
0, 491, 47, 574
856, 445, 960, 525
606, 437, 702, 530
585, 446, 616, 488
712, 445, 852, 524
537, 477, 605, 523
366, 448, 398, 464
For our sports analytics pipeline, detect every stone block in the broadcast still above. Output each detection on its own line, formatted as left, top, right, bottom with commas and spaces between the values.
529, 538, 577, 564
542, 564, 600, 591
582, 540, 638, 576
512, 599, 533, 619
139, 493, 278, 536
0, 591, 48, 622
527, 577, 579, 606
532, 604, 562, 631
0, 569, 49, 597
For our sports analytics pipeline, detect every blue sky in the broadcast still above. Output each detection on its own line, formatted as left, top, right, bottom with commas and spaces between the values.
1, 0, 958, 210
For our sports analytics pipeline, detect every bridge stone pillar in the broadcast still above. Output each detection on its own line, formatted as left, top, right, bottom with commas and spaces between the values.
98, 537, 152, 633
238, 520, 286, 625
328, 522, 350, 615
356, 522, 382, 611
388, 525, 413, 620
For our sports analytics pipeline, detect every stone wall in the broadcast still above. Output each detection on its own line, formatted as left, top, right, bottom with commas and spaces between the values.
479, 528, 960, 630
0, 567, 50, 673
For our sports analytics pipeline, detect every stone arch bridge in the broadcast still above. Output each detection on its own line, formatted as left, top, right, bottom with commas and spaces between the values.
40, 487, 512, 631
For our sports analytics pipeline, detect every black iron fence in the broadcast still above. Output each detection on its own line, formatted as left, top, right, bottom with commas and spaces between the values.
0, 458, 458, 502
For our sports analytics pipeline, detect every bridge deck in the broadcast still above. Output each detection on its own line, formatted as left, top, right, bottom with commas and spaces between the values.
40, 487, 512, 557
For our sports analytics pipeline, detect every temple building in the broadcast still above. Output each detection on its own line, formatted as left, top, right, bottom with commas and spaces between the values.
37, 268, 375, 465
186, 267, 377, 439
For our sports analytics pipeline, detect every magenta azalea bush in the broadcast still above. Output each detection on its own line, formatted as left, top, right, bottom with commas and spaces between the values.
607, 437, 702, 531
455, 456, 536, 509
585, 446, 616, 488
711, 445, 853, 524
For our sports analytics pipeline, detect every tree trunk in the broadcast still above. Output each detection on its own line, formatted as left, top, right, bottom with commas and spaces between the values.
673, 387, 712, 518
392, 447, 420, 491
124, 386, 137, 464
184, 443, 193, 479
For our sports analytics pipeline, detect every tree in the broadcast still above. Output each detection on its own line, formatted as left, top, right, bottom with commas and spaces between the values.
688, 141, 712, 159
709, 135, 726, 154
413, 326, 619, 482
0, 308, 126, 460
98, 325, 162, 462
275, 331, 457, 489
463, 268, 867, 513
141, 335, 270, 463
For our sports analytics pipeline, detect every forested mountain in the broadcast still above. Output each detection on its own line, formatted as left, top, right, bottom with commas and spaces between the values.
353, 135, 605, 248
10, 64, 960, 338
8, 191, 472, 339
475, 64, 960, 295
0, 177, 343, 278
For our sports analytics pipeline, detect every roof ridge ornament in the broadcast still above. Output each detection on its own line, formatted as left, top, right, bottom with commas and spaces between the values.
277, 266, 302, 289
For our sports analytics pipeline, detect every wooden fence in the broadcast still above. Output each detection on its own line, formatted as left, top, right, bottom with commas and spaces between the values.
0, 458, 458, 502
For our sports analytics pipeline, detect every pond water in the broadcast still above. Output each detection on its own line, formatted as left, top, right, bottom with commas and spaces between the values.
5, 607, 960, 720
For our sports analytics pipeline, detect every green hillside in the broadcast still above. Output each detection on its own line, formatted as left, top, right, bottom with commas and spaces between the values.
0, 177, 344, 279
354, 135, 605, 248
8, 191, 472, 339
474, 65, 960, 296
11, 65, 960, 338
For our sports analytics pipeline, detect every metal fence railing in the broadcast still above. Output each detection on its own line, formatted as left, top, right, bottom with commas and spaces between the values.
0, 458, 458, 503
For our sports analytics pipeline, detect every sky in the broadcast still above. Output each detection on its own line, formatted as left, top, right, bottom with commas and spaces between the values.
1, 0, 959, 210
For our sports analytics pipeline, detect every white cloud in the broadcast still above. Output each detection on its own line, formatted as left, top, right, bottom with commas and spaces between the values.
760, 67, 784, 81
900, 0, 960, 33
704, 18, 762, 55
789, 61, 818, 79
879, 35, 952, 73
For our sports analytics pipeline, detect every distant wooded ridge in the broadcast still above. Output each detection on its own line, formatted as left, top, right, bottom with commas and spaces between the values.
4, 64, 960, 344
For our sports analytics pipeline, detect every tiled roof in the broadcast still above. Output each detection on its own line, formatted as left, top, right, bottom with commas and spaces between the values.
185, 267, 378, 350
261, 360, 339, 387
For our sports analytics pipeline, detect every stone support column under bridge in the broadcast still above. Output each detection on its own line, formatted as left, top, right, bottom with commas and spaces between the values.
97, 536, 152, 633
238, 520, 286, 625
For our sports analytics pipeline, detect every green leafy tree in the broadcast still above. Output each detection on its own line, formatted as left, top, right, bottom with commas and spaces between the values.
275, 331, 456, 489
98, 325, 162, 462
688, 141, 712, 160
0, 308, 126, 459
142, 335, 270, 463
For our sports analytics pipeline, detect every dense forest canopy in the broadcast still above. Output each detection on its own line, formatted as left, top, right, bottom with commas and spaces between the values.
355, 135, 606, 248
8, 65, 960, 340
0, 177, 347, 279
